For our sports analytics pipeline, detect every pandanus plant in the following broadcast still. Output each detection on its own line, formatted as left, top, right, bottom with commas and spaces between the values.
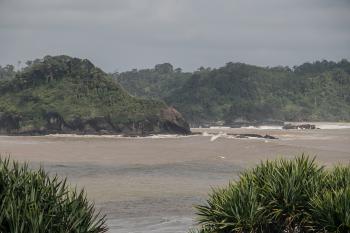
0, 157, 107, 233
192, 155, 350, 233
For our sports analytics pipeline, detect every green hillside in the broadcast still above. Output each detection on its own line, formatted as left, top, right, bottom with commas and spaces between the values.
0, 55, 190, 135
114, 60, 350, 124
115, 63, 191, 100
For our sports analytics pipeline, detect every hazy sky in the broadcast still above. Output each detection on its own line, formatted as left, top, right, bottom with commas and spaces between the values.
1, 0, 350, 72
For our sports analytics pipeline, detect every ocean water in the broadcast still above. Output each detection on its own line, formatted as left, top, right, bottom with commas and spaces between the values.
1, 123, 349, 232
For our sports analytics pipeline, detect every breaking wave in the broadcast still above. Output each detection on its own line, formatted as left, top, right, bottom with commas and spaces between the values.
46, 134, 192, 139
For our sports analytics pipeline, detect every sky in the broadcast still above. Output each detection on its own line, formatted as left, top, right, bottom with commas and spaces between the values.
1, 0, 350, 72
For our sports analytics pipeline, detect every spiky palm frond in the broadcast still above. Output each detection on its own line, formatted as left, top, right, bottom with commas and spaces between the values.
0, 157, 107, 233
192, 155, 350, 233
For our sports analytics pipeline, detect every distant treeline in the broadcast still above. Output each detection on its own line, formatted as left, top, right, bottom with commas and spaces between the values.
114, 59, 350, 123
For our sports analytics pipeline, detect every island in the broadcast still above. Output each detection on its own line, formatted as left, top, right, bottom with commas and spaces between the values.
0, 55, 190, 136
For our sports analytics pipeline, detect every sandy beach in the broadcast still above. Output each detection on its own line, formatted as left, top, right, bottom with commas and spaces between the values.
0, 123, 349, 232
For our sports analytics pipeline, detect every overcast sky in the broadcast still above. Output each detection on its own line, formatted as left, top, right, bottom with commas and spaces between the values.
1, 0, 350, 72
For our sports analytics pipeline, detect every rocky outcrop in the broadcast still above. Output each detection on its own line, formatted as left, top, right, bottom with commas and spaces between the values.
160, 107, 191, 134
283, 124, 316, 130
0, 108, 190, 136
228, 133, 278, 139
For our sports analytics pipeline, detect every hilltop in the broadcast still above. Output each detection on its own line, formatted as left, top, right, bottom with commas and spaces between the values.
114, 60, 350, 125
0, 55, 190, 135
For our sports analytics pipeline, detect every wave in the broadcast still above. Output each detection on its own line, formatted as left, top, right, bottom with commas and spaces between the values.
197, 123, 350, 130
284, 122, 350, 130
196, 125, 284, 130
315, 124, 350, 130
46, 134, 191, 139
240, 125, 283, 130
209, 126, 231, 129
202, 132, 271, 142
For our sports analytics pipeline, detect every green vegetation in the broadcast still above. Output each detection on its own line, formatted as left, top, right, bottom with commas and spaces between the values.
0, 157, 107, 233
0, 55, 164, 126
191, 156, 350, 233
0, 64, 16, 80
0, 55, 190, 135
114, 60, 350, 124
115, 63, 191, 100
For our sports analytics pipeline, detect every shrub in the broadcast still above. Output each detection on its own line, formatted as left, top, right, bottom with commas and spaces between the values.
308, 166, 350, 233
192, 155, 350, 233
309, 188, 350, 233
0, 157, 107, 233
196, 177, 263, 232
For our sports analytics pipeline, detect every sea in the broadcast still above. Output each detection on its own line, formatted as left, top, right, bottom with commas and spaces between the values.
0, 122, 349, 232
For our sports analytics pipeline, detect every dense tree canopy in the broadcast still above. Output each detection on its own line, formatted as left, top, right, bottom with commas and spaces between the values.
115, 63, 191, 100
0, 56, 190, 135
114, 60, 350, 124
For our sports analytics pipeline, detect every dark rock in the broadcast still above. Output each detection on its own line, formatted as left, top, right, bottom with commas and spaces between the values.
263, 134, 278, 139
283, 124, 316, 130
160, 107, 191, 134
227, 133, 278, 139
0, 112, 21, 134
0, 107, 190, 136
45, 112, 65, 131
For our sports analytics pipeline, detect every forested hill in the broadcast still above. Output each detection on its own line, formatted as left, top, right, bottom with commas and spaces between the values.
114, 60, 350, 124
0, 56, 190, 135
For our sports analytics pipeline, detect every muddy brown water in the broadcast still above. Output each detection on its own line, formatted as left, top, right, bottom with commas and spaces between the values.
0, 124, 349, 232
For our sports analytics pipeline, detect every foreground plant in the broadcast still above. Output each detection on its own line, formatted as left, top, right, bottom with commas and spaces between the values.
0, 157, 107, 233
308, 166, 350, 233
192, 155, 350, 233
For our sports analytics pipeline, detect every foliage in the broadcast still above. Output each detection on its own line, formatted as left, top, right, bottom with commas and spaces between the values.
114, 60, 350, 124
114, 63, 191, 100
0, 55, 167, 132
192, 155, 350, 233
309, 188, 350, 233
0, 65, 16, 80
196, 177, 263, 233
308, 166, 350, 232
0, 157, 107, 233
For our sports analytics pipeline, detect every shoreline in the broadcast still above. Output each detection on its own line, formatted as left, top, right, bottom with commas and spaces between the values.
1, 122, 349, 139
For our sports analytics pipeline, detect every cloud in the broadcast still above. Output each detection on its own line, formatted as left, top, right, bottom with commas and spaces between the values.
0, 0, 349, 71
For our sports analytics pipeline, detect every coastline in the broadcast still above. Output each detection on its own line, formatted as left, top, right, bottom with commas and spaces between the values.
1, 123, 349, 232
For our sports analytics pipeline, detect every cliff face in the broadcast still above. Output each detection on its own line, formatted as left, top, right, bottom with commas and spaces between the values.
0, 55, 190, 136
0, 108, 190, 135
